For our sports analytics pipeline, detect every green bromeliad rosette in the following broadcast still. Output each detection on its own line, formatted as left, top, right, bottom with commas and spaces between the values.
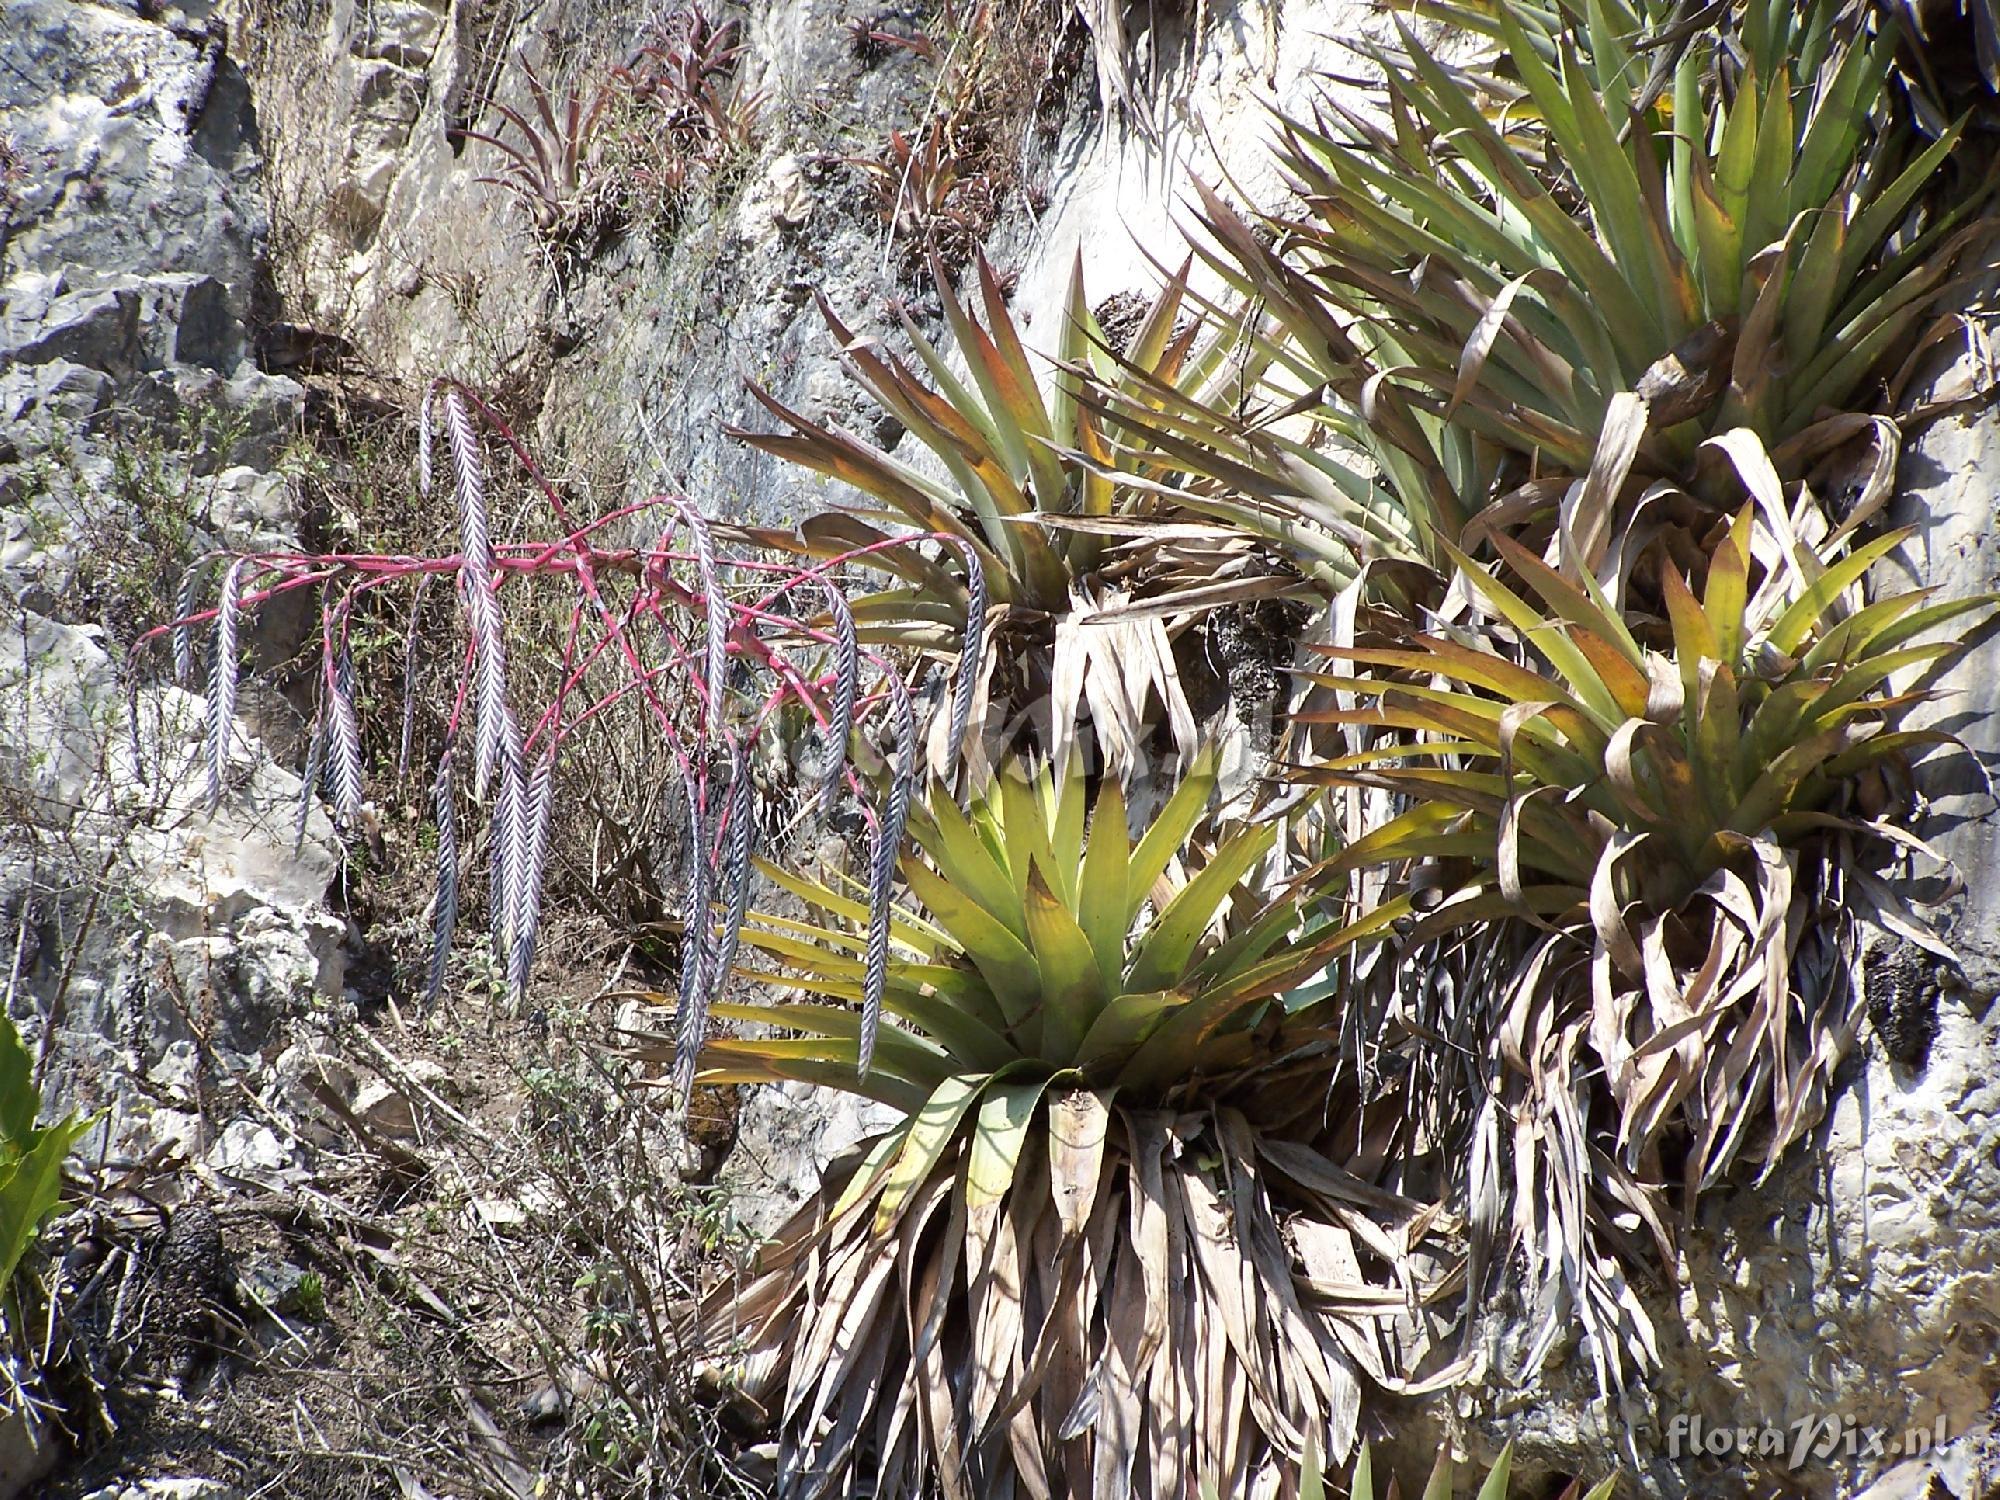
1175, 0, 1990, 561
728, 254, 1361, 782
1286, 504, 1992, 1387
643, 752, 1443, 1498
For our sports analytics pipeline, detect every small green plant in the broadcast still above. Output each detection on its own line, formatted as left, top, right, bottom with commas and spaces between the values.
294, 1270, 327, 1321
1, 1014, 92, 1304
1198, 1439, 1619, 1500
662, 1178, 751, 1259
64, 401, 248, 649
580, 1393, 645, 1470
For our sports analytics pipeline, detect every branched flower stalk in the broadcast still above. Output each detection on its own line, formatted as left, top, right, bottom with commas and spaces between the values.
428, 747, 460, 1006
203, 557, 244, 812
143, 381, 986, 1083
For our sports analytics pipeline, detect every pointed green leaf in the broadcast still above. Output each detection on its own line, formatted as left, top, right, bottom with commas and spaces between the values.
1023, 861, 1108, 1060
874, 1072, 992, 1235
1125, 822, 1277, 995
1127, 750, 1218, 925
1077, 777, 1132, 985
965, 1076, 1054, 1210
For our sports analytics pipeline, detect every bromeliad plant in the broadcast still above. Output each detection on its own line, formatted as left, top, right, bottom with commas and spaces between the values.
609, 4, 763, 216
657, 752, 1443, 1498
1286, 496, 1990, 1383
731, 253, 1365, 778
463, 61, 623, 242
148, 383, 984, 1092
467, 7, 761, 243
849, 119, 1006, 282
1183, 0, 1992, 560
1302, 511, 1978, 941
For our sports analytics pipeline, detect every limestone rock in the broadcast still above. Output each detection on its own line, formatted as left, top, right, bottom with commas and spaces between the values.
0, 0, 343, 1194
1, 0, 267, 315
352, 1077, 416, 1136
722, 1078, 903, 1236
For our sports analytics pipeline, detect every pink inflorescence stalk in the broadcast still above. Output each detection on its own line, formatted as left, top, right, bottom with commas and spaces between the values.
142, 378, 990, 1101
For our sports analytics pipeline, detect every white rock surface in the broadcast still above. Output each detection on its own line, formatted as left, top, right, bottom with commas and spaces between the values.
1, 0, 345, 1180
723, 1077, 903, 1235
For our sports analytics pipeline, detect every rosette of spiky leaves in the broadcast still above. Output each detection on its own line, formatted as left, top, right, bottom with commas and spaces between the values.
613, 4, 759, 150
1188, 0, 1990, 557
657, 753, 1438, 1498
1285, 506, 1989, 1387
736, 251, 1373, 605
462, 63, 620, 239
1297, 510, 1984, 960
729, 253, 1347, 776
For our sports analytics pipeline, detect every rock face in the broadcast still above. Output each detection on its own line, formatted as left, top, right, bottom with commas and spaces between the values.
1, 0, 302, 473
1886, 259, 2000, 1007
1, 0, 345, 1181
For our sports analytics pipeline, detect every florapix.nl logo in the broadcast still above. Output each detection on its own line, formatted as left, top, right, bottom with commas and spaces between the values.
1667, 1413, 1951, 1472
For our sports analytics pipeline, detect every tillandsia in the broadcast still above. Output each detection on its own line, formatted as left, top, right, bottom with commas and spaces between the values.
848, 118, 1004, 280
1283, 490, 1993, 1389
143, 382, 986, 1089
462, 62, 621, 239
840, 0, 1027, 279
609, 3, 765, 223
466, 5, 762, 243
730, 252, 1354, 780
611, 2, 761, 156
639, 752, 1452, 1498
1181, 0, 1995, 566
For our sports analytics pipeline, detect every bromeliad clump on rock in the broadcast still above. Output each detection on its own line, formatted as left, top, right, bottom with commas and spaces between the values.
656, 753, 1446, 1499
